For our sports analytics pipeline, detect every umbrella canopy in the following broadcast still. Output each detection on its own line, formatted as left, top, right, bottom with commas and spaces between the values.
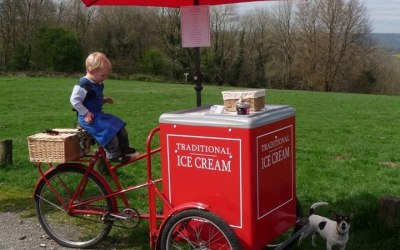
81, 0, 279, 106
82, 0, 271, 8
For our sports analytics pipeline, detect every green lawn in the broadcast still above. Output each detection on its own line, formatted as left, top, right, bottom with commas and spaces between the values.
0, 76, 399, 249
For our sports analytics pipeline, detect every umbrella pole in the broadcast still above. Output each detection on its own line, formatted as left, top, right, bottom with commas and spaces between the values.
193, 46, 203, 107
193, 0, 203, 107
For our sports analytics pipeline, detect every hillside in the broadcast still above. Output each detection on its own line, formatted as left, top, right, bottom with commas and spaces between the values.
371, 33, 400, 53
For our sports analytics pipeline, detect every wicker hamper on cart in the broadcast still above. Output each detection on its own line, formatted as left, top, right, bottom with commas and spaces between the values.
222, 89, 265, 112
28, 128, 88, 163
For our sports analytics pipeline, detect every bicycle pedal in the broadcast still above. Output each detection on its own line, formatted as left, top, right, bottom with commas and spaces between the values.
109, 156, 130, 164
125, 152, 140, 158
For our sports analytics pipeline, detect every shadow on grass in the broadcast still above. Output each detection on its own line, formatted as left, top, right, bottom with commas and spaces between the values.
101, 222, 151, 249
336, 192, 400, 250
297, 192, 400, 250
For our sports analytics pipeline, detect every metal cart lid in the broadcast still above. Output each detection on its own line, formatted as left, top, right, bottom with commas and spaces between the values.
159, 105, 295, 129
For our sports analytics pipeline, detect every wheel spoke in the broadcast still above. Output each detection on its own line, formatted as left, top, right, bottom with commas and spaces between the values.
35, 193, 66, 212
161, 209, 241, 250
34, 166, 113, 248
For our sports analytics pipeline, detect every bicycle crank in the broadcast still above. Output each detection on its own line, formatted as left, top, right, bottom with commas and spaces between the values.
108, 208, 141, 229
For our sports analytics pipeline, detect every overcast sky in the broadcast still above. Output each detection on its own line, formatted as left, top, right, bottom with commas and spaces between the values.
234, 0, 400, 33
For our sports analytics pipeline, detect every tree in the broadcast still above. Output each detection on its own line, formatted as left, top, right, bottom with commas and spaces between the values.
240, 9, 274, 87
61, 0, 97, 51
140, 48, 166, 75
157, 8, 190, 80
293, 0, 321, 90
268, 1, 296, 89
369, 49, 400, 94
295, 0, 372, 92
90, 6, 160, 74
0, 0, 396, 95
32, 27, 83, 72
0, 0, 55, 70
207, 5, 240, 85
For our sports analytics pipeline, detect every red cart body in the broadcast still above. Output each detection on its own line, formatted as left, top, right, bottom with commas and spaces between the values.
159, 105, 296, 249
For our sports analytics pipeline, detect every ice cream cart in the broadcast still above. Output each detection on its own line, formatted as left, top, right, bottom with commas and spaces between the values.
159, 104, 297, 249
31, 102, 305, 250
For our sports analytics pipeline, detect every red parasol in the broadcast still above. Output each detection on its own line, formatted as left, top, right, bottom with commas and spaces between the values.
82, 0, 271, 7
81, 0, 279, 106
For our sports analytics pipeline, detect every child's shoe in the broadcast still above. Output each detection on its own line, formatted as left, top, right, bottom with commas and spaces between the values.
124, 147, 140, 158
109, 156, 130, 163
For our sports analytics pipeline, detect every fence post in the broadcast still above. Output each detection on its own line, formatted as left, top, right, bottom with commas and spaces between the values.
379, 195, 400, 227
0, 139, 12, 166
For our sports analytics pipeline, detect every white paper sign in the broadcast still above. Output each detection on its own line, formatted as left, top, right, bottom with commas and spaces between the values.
181, 5, 211, 48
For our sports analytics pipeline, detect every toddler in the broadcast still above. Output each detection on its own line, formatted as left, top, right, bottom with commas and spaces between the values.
70, 52, 138, 162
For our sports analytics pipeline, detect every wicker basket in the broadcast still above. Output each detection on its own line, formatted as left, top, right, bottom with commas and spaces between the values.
28, 129, 86, 163
222, 89, 265, 112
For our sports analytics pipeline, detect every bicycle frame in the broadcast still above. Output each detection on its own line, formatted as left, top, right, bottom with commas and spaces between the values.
34, 127, 169, 248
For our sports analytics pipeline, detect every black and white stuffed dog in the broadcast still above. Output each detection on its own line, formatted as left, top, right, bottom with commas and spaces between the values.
298, 202, 352, 250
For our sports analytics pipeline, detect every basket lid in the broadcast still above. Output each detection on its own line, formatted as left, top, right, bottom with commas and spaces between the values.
28, 132, 75, 141
222, 89, 265, 100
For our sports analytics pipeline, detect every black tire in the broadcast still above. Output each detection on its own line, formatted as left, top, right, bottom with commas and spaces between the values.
34, 165, 113, 248
160, 209, 242, 250
265, 198, 304, 249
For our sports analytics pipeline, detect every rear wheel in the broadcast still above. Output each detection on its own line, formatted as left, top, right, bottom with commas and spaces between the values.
34, 166, 113, 248
160, 209, 241, 250
265, 198, 304, 249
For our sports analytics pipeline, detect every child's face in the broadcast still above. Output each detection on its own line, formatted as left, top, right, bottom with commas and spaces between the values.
89, 67, 110, 83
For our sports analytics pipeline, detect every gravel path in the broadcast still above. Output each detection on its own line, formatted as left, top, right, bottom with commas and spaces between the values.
0, 212, 72, 250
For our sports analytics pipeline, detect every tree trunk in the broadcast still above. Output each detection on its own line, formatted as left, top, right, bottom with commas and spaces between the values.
0, 139, 12, 166
379, 195, 400, 227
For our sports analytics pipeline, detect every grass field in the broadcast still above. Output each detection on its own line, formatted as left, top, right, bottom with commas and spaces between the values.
0, 76, 399, 249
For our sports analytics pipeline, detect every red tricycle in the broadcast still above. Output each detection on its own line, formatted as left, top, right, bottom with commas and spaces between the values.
32, 105, 308, 249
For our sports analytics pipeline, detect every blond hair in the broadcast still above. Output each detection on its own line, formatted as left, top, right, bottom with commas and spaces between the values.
85, 52, 111, 72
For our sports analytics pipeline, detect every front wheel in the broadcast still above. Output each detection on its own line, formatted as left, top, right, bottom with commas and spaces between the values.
34, 165, 113, 248
159, 209, 241, 250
